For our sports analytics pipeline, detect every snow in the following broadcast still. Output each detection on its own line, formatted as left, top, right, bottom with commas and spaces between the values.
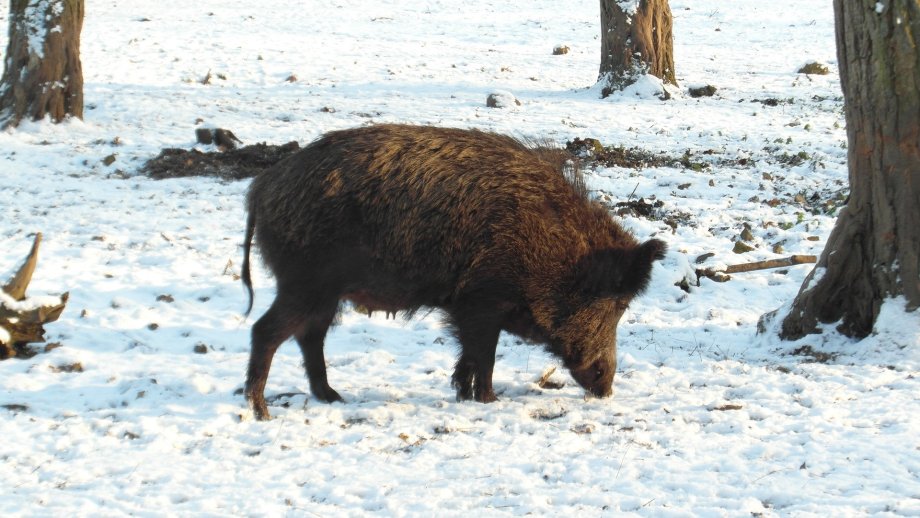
1, 0, 919, 515
617, 1, 641, 17
0, 289, 64, 313
599, 72, 671, 100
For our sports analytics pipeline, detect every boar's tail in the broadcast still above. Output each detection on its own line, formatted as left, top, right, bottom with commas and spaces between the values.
241, 209, 256, 317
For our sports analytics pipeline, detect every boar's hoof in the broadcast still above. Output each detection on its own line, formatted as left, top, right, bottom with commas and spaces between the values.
451, 377, 474, 401
247, 396, 272, 421
454, 386, 473, 402
312, 385, 344, 404
452, 379, 498, 403
450, 370, 473, 401
475, 390, 498, 403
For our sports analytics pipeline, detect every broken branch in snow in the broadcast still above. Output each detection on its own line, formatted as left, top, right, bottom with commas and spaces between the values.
696, 255, 817, 284
2, 232, 41, 300
537, 366, 565, 390
1, 234, 68, 359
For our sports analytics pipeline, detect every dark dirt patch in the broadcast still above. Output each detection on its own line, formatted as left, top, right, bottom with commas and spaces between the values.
751, 97, 794, 107
614, 197, 665, 219
50, 361, 84, 373
606, 197, 694, 233
599, 145, 677, 169
710, 404, 743, 411
791, 345, 837, 363
774, 150, 811, 167
140, 141, 300, 180
688, 85, 717, 98
567, 138, 675, 169
530, 407, 568, 421
567, 137, 718, 171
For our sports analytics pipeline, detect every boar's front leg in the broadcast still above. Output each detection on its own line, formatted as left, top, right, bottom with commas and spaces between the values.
449, 306, 502, 403
293, 306, 343, 404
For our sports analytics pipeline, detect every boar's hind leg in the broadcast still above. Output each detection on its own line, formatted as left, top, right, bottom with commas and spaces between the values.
293, 306, 344, 404
449, 308, 502, 403
245, 296, 308, 421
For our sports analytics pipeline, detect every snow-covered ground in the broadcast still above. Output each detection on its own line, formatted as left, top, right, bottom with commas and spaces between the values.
1, 0, 919, 515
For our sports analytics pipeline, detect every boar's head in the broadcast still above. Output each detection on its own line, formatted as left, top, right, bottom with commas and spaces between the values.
554, 238, 667, 398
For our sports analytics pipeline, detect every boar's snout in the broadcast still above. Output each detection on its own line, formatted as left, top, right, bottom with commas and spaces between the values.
568, 356, 615, 398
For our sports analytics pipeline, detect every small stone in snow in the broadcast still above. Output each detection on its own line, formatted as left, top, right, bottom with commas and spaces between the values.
733, 241, 755, 254
740, 225, 755, 242
486, 91, 521, 108
798, 62, 829, 75
688, 85, 717, 98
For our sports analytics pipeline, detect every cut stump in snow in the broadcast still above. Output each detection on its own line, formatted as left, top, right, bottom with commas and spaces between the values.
1, 234, 68, 359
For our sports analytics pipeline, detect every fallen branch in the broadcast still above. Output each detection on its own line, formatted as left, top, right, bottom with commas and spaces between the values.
3, 232, 41, 300
537, 366, 565, 390
697, 255, 817, 283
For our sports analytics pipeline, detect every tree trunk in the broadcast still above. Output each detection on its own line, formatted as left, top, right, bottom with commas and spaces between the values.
598, 0, 676, 97
774, 0, 920, 339
0, 0, 84, 128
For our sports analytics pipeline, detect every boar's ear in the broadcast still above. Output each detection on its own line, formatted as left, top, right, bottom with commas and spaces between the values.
575, 239, 667, 298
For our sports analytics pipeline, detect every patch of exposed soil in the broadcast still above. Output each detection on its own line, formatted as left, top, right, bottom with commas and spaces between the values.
791, 345, 837, 363
566, 137, 728, 172
141, 141, 300, 180
608, 197, 695, 232
613, 197, 665, 219
566, 137, 675, 169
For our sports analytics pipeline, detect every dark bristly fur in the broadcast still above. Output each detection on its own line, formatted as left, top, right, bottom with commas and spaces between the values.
242, 124, 666, 420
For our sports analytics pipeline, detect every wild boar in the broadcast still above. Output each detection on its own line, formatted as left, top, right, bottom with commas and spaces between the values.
242, 124, 666, 420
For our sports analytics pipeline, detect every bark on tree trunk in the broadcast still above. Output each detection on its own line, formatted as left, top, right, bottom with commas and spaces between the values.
774, 0, 920, 339
598, 0, 676, 97
0, 0, 84, 128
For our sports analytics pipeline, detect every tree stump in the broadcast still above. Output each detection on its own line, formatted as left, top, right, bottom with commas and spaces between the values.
1, 234, 68, 359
